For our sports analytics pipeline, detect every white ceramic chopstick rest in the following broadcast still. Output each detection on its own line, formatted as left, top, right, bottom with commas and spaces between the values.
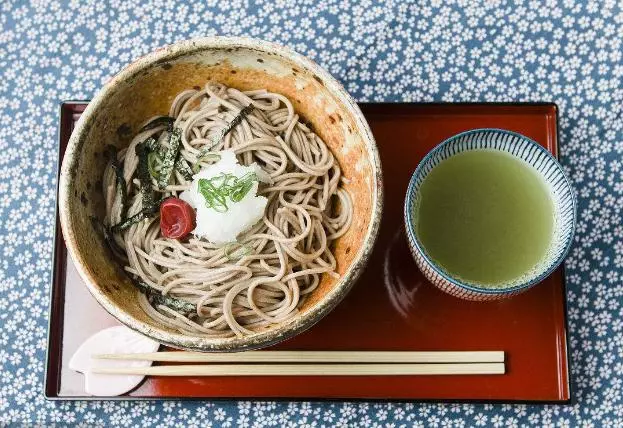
69, 326, 160, 396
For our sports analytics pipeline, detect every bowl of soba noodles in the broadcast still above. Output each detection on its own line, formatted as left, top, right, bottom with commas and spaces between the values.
58, 37, 383, 351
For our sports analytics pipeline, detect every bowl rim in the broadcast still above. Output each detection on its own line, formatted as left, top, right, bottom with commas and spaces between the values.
58, 36, 383, 351
403, 127, 576, 295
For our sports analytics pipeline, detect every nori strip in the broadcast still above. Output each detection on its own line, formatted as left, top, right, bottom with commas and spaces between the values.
148, 151, 162, 179
136, 138, 155, 210
142, 134, 192, 181
197, 104, 254, 159
110, 209, 150, 232
175, 157, 194, 181
90, 216, 127, 262
110, 196, 170, 232
139, 116, 175, 132
133, 279, 195, 314
144, 136, 159, 151
107, 147, 127, 220
157, 127, 182, 189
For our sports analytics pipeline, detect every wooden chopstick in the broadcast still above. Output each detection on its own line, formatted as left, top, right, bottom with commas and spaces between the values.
93, 350, 504, 363
91, 362, 505, 376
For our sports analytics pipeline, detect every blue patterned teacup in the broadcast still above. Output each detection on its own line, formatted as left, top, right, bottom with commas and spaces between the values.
404, 129, 576, 301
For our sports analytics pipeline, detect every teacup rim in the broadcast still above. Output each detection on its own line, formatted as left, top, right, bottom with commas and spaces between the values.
403, 127, 577, 295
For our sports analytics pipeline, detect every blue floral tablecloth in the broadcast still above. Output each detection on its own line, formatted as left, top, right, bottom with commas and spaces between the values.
1, 0, 622, 425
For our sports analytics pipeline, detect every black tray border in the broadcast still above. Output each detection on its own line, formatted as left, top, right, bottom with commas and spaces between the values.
45, 101, 572, 404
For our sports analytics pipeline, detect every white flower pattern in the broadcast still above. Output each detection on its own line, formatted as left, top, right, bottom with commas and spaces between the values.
0, 0, 622, 425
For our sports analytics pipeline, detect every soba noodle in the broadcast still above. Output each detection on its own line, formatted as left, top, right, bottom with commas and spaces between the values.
103, 82, 353, 338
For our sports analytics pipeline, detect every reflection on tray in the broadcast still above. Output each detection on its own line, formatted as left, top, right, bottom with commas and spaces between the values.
383, 228, 424, 318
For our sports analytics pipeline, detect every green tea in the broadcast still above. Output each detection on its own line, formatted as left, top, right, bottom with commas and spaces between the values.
415, 149, 554, 287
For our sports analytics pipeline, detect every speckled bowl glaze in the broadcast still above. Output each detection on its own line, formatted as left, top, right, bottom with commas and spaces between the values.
404, 129, 576, 301
58, 37, 383, 351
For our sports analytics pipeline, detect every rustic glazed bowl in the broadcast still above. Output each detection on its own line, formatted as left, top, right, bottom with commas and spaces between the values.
404, 129, 576, 301
59, 37, 383, 351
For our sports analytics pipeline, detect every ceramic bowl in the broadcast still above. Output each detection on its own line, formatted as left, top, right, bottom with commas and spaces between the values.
58, 37, 383, 351
404, 128, 575, 301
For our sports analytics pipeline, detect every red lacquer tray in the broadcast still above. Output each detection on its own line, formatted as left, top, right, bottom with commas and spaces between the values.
46, 102, 570, 402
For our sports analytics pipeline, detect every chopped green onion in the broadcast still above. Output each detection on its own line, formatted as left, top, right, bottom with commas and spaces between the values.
191, 162, 203, 174
147, 151, 162, 179
223, 243, 254, 261
230, 172, 257, 202
198, 178, 229, 212
197, 172, 258, 213
197, 153, 221, 165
